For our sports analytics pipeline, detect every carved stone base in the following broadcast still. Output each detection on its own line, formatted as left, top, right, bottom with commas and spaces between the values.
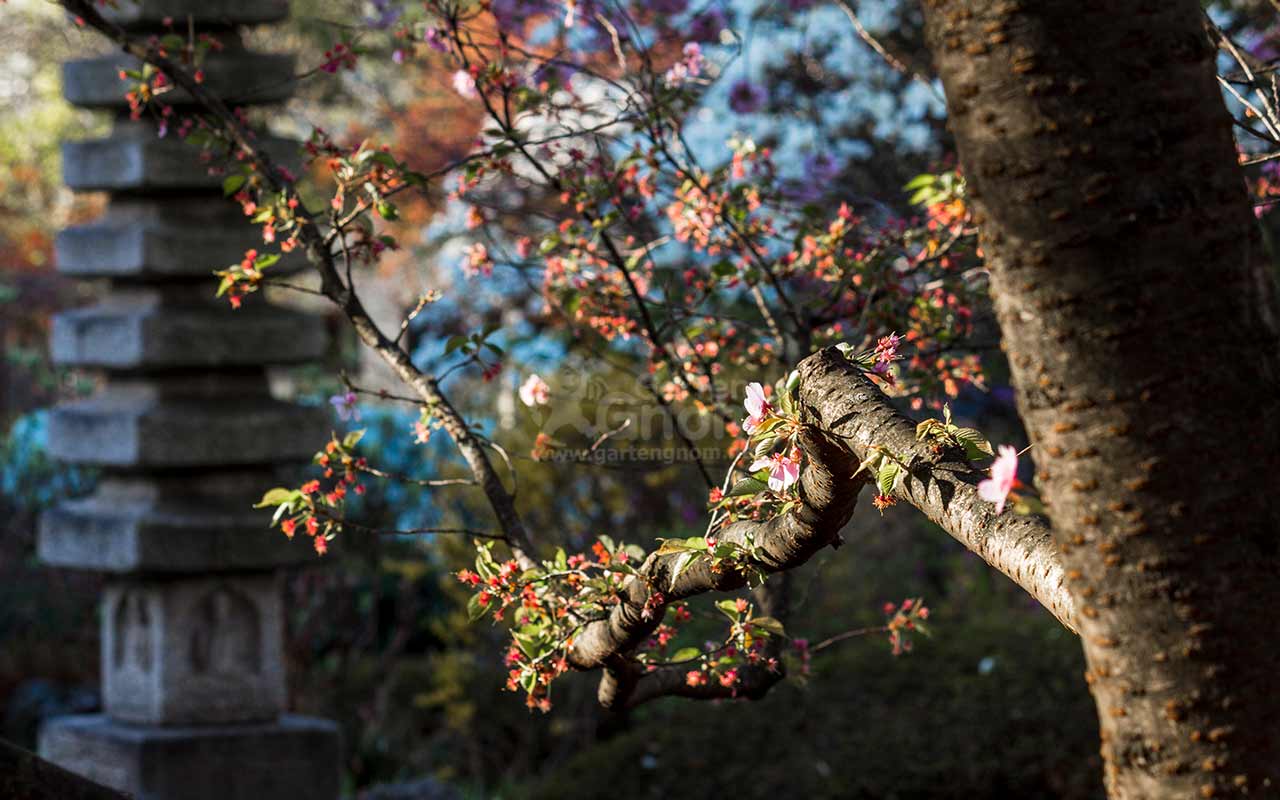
102, 575, 286, 725
39, 714, 340, 800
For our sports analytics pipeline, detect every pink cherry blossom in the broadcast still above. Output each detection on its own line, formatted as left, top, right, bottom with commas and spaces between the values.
329, 391, 359, 422
413, 419, 431, 444
750, 452, 800, 492
519, 374, 551, 407
742, 382, 774, 434
978, 444, 1019, 514
663, 42, 704, 87
452, 69, 478, 98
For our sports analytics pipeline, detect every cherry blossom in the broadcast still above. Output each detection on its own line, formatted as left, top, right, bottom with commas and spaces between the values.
750, 452, 801, 492
663, 42, 704, 88
413, 419, 431, 444
978, 445, 1020, 514
742, 382, 773, 434
329, 391, 360, 422
519, 374, 551, 407
452, 69, 478, 99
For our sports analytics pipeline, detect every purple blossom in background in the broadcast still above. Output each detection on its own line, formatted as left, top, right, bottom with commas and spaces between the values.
424, 27, 448, 53
365, 0, 402, 30
728, 79, 767, 114
490, 0, 557, 30
1245, 30, 1280, 63
786, 0, 817, 9
688, 8, 729, 42
805, 151, 842, 184
651, 0, 689, 13
330, 392, 360, 422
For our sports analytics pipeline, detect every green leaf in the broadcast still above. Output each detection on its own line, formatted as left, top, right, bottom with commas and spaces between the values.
727, 476, 768, 497
655, 539, 699, 555
749, 616, 786, 636
444, 335, 469, 355
909, 187, 935, 206
466, 593, 488, 621
222, 174, 247, 196
255, 487, 294, 508
342, 428, 366, 449
903, 174, 935, 191
670, 551, 696, 590
916, 419, 943, 441
716, 599, 741, 619
711, 260, 737, 278
784, 370, 801, 395
752, 436, 777, 461
954, 428, 994, 459
876, 460, 900, 497
670, 647, 701, 663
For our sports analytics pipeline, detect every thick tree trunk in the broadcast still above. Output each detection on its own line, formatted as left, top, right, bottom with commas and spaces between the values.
921, 1, 1280, 797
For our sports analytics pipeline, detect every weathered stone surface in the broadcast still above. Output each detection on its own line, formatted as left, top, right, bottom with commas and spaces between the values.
41, 3, 341, 794
64, 51, 295, 109
39, 474, 315, 572
56, 198, 306, 279
63, 132, 298, 192
40, 714, 340, 800
99, 575, 284, 723
51, 300, 325, 369
47, 388, 327, 467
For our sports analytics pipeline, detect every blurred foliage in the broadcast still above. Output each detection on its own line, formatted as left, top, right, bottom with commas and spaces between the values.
0, 411, 99, 749
0, 411, 93, 513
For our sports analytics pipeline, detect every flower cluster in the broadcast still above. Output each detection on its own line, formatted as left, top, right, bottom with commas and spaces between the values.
883, 597, 930, 656
458, 536, 651, 711
680, 598, 783, 693
255, 430, 369, 555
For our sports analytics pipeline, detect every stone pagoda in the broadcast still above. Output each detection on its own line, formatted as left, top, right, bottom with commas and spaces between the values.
37, 2, 340, 797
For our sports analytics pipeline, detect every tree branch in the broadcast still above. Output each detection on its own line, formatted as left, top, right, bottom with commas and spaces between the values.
574, 348, 1076, 708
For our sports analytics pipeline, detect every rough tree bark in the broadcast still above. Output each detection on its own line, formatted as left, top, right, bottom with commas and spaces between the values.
921, 1, 1280, 797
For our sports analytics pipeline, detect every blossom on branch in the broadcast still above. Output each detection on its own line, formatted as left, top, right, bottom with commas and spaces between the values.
978, 445, 1020, 514
742, 381, 773, 434
750, 452, 800, 492
329, 391, 360, 422
519, 374, 551, 407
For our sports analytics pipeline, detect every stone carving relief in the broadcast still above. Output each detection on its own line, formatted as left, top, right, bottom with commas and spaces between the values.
187, 585, 260, 675
112, 589, 152, 673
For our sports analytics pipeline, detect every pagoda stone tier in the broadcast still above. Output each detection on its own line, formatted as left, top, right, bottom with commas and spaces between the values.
38, 3, 341, 798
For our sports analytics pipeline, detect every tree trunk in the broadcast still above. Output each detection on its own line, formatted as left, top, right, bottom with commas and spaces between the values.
921, 1, 1280, 797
